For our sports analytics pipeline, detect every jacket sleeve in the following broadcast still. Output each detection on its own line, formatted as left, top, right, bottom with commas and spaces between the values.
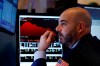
31, 58, 47, 66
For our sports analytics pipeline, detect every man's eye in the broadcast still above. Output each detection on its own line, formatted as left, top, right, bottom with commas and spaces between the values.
61, 22, 66, 25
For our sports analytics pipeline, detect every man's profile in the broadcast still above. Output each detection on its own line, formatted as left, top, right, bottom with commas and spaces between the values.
31, 7, 100, 66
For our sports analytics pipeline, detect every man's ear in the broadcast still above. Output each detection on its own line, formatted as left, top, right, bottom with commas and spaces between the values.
77, 21, 85, 33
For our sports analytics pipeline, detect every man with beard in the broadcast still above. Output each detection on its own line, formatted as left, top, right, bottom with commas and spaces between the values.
31, 7, 100, 66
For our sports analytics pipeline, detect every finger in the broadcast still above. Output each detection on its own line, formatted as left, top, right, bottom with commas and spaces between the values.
47, 32, 54, 42
43, 31, 51, 37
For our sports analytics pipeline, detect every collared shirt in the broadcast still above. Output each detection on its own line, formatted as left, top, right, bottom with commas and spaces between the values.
34, 51, 46, 61
69, 40, 79, 49
34, 41, 79, 61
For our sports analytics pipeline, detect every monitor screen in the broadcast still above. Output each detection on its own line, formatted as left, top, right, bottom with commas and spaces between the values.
19, 15, 62, 66
84, 6, 100, 39
0, 1, 3, 26
0, 0, 18, 33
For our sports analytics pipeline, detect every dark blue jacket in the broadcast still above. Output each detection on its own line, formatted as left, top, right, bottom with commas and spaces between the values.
31, 33, 100, 66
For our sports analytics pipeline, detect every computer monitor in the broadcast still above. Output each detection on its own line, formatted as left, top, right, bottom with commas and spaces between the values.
77, 0, 100, 39
0, 0, 18, 33
19, 15, 62, 66
84, 6, 100, 39
0, 1, 2, 23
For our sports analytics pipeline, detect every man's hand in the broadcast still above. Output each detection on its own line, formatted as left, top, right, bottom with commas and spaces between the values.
38, 31, 55, 51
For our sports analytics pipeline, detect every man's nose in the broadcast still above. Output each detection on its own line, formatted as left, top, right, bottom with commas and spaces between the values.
55, 25, 61, 32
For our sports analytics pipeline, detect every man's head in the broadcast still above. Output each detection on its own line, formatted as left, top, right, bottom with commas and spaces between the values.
56, 7, 92, 47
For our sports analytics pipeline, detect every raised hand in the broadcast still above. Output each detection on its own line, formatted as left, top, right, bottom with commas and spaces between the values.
38, 31, 55, 51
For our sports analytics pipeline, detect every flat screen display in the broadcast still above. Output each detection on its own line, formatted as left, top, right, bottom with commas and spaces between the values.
0, 0, 18, 33
19, 15, 62, 66
0, 1, 3, 27
84, 6, 100, 39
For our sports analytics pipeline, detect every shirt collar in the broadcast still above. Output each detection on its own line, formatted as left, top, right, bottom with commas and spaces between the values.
69, 40, 80, 49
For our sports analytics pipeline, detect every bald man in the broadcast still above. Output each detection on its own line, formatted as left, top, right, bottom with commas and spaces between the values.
31, 7, 100, 66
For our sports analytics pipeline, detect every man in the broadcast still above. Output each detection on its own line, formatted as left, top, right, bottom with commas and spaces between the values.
31, 7, 100, 66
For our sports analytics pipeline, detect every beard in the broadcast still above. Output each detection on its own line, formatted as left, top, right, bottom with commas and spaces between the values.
59, 28, 77, 46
